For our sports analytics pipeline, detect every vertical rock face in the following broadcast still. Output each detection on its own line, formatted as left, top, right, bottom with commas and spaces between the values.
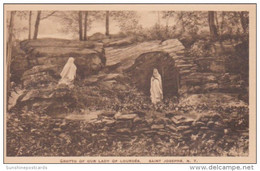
126, 51, 179, 97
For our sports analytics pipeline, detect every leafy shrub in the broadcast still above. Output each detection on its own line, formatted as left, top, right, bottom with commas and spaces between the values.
188, 39, 213, 57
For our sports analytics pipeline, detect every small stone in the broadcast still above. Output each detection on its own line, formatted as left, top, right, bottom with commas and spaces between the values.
200, 126, 209, 130
177, 125, 190, 131
162, 118, 172, 124
157, 131, 168, 136
195, 121, 205, 127
101, 111, 116, 117
182, 130, 193, 135
134, 127, 150, 132
174, 115, 185, 120
53, 128, 62, 132
224, 129, 229, 135
191, 134, 199, 141
114, 112, 137, 120
147, 118, 154, 125
153, 118, 165, 124
182, 118, 194, 125
223, 119, 229, 123
207, 121, 215, 128
133, 117, 143, 124
151, 124, 164, 129
171, 117, 181, 125
166, 125, 178, 132
94, 120, 103, 124
59, 133, 67, 138
144, 130, 157, 134
116, 128, 131, 134
103, 119, 115, 126
182, 146, 189, 150
214, 121, 223, 128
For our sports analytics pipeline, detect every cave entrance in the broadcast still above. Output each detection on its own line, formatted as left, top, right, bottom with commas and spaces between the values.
126, 51, 179, 98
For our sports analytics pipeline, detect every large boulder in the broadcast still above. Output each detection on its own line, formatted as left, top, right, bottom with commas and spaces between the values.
126, 51, 179, 97
21, 65, 59, 89
20, 39, 106, 79
20, 38, 98, 50
88, 32, 106, 41
104, 37, 135, 48
12, 84, 83, 115
105, 39, 185, 71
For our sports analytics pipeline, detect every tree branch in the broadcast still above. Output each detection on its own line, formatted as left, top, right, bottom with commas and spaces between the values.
40, 11, 56, 20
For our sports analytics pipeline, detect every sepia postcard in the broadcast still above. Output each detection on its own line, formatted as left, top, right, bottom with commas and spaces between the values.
3, 4, 256, 164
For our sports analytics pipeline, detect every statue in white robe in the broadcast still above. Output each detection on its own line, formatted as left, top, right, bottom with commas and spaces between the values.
58, 57, 77, 87
150, 68, 163, 104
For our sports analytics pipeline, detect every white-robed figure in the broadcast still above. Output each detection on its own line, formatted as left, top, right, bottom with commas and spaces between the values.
150, 68, 163, 104
58, 57, 77, 87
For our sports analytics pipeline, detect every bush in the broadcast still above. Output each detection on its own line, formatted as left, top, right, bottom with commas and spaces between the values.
188, 39, 213, 57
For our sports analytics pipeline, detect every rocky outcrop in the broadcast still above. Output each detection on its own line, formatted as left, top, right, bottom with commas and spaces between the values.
20, 38, 106, 79
103, 37, 135, 48
105, 39, 185, 71
9, 38, 107, 113
7, 37, 249, 157
105, 38, 247, 98
7, 101, 248, 156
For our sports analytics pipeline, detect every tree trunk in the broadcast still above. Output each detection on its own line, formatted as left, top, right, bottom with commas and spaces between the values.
165, 17, 169, 37
157, 11, 161, 26
208, 11, 218, 40
28, 11, 32, 40
33, 11, 41, 40
239, 11, 248, 34
180, 12, 186, 34
83, 11, 88, 41
215, 11, 219, 35
105, 11, 109, 37
7, 11, 16, 109
78, 11, 83, 41
220, 12, 225, 36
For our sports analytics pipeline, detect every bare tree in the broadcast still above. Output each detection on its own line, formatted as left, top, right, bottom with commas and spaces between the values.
208, 11, 218, 40
33, 11, 56, 40
6, 11, 16, 107
105, 11, 109, 37
33, 11, 41, 40
78, 11, 83, 41
54, 11, 95, 41
83, 11, 88, 41
28, 11, 32, 40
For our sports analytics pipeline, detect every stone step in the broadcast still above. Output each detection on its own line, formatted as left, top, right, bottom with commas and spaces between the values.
177, 64, 196, 69
179, 70, 193, 76
179, 68, 197, 74
171, 56, 183, 60
175, 60, 195, 65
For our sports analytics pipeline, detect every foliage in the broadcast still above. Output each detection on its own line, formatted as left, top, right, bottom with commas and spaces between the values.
111, 11, 142, 34
187, 39, 213, 57
53, 11, 93, 38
